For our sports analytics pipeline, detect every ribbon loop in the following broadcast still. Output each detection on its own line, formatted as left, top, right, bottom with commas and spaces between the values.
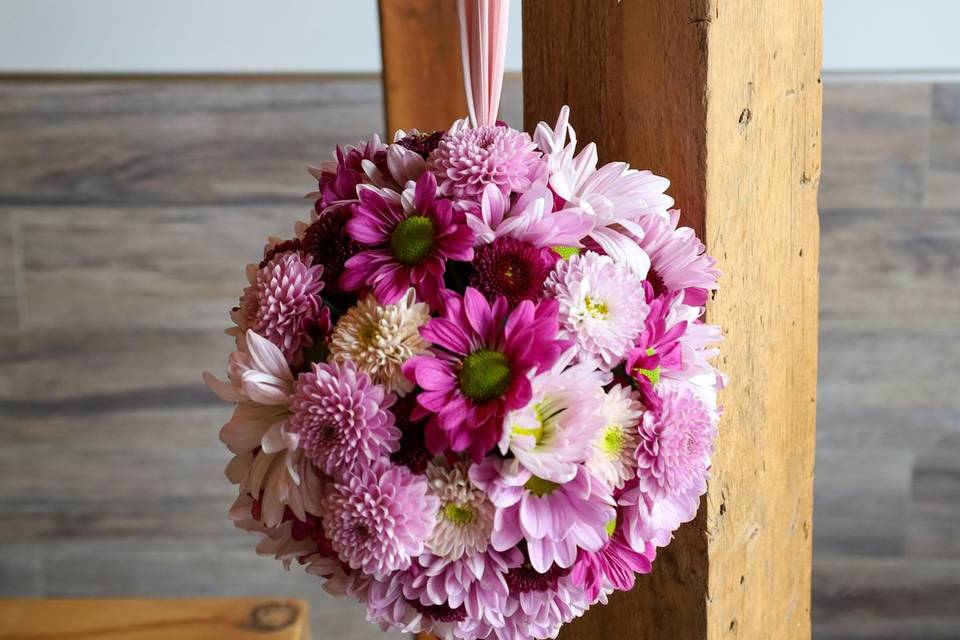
458, 0, 510, 128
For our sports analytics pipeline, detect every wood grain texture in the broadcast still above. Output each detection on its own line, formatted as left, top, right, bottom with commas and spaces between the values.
0, 598, 309, 640
819, 83, 931, 210
927, 84, 960, 207
378, 0, 468, 135
523, 1, 821, 638
0, 80, 383, 207
0, 210, 18, 332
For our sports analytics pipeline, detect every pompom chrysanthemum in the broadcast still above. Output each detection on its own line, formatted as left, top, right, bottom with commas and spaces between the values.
425, 461, 495, 561
635, 386, 716, 501
300, 205, 360, 293
288, 359, 399, 476
322, 464, 439, 578
329, 289, 431, 395
232, 251, 328, 366
430, 124, 543, 199
545, 251, 650, 371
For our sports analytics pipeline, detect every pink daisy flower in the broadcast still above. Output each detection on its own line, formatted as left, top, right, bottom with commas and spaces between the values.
231, 251, 329, 366
637, 209, 721, 306
545, 251, 650, 371
469, 236, 558, 306
430, 124, 543, 199
322, 463, 439, 578
635, 387, 716, 502
570, 524, 656, 602
341, 172, 475, 308
288, 359, 399, 476
469, 459, 615, 573
402, 288, 565, 461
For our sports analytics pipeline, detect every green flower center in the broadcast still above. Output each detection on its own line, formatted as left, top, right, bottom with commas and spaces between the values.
390, 215, 435, 265
634, 347, 661, 385
599, 424, 625, 455
458, 349, 512, 402
584, 295, 608, 319
524, 476, 560, 497
443, 503, 475, 526
552, 246, 580, 260
605, 518, 617, 537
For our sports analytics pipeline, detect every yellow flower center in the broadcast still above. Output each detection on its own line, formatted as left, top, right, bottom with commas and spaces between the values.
524, 476, 560, 497
599, 423, 625, 456
584, 295, 608, 318
443, 503, 475, 526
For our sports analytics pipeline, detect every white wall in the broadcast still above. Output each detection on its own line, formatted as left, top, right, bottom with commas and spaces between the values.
0, 0, 957, 74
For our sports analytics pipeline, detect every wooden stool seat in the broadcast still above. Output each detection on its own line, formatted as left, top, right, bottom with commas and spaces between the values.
0, 598, 309, 640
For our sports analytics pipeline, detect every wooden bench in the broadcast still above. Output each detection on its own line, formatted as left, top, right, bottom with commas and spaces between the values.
0, 598, 309, 640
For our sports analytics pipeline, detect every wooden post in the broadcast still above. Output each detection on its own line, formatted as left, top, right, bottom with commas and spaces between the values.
523, 1, 821, 639
378, 0, 468, 136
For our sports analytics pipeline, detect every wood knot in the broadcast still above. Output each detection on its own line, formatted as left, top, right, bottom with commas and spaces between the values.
250, 602, 298, 632
737, 108, 752, 134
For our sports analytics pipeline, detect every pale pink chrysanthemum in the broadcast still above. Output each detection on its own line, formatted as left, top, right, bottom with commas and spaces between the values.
424, 461, 495, 561
401, 548, 523, 635
637, 209, 721, 306
231, 251, 328, 365
430, 125, 543, 199
288, 359, 399, 477
586, 384, 644, 489
535, 106, 674, 276
635, 387, 716, 501
322, 464, 439, 578
499, 353, 607, 483
544, 251, 650, 371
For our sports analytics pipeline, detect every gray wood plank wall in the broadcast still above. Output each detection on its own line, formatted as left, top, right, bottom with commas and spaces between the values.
0, 78, 957, 639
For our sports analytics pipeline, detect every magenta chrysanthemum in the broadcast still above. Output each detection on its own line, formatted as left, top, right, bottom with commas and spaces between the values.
402, 288, 565, 461
301, 205, 360, 293
637, 209, 721, 306
430, 124, 543, 199
571, 526, 655, 602
309, 135, 387, 209
545, 251, 650, 371
635, 387, 716, 501
232, 251, 328, 365
341, 172, 474, 308
322, 464, 439, 578
288, 360, 399, 476
469, 236, 558, 306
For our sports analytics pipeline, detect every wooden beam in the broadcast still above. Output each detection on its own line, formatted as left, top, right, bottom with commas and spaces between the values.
0, 598, 310, 639
378, 0, 468, 136
523, 1, 821, 639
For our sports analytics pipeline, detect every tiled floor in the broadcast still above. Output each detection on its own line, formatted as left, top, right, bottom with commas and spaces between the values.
0, 79, 957, 638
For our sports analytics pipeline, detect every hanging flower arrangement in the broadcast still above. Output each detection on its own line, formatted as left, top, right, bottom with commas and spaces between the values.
204, 1, 723, 638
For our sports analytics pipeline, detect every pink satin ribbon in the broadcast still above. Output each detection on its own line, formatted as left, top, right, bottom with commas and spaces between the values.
458, 0, 510, 128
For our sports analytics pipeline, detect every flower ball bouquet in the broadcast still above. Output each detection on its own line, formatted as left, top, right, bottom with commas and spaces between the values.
204, 3, 723, 638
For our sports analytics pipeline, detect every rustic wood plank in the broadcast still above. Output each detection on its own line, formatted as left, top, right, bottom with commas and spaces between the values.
523, 1, 820, 638
820, 83, 931, 210
906, 433, 960, 558
0, 210, 18, 332
812, 557, 960, 639
813, 448, 912, 557
378, 0, 468, 135
0, 598, 309, 640
0, 80, 383, 206
926, 84, 960, 207
12, 206, 301, 331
